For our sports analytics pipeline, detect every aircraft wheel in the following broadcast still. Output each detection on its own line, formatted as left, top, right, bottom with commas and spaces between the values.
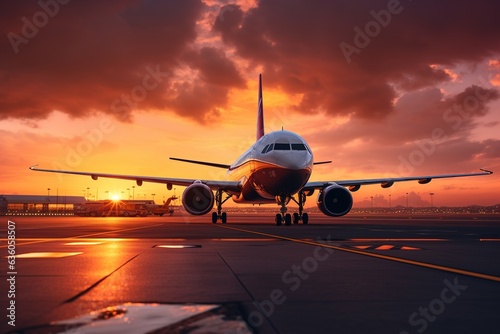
302, 213, 309, 224
211, 212, 218, 224
285, 213, 292, 226
221, 212, 227, 224
293, 213, 300, 224
275, 214, 282, 226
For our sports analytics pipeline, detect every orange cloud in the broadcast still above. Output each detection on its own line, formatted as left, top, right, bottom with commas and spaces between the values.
1, 0, 500, 206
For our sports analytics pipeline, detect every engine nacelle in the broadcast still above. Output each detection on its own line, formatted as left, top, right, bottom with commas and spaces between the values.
317, 184, 353, 217
182, 182, 214, 215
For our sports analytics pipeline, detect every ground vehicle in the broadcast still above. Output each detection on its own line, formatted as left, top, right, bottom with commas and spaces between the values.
74, 201, 117, 217
75, 200, 148, 217
146, 196, 178, 216
119, 202, 148, 217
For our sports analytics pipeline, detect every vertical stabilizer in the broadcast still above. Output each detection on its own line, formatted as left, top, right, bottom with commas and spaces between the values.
256, 74, 264, 141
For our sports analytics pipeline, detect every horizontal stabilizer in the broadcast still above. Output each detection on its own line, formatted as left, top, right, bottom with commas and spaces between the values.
313, 161, 332, 165
170, 157, 231, 169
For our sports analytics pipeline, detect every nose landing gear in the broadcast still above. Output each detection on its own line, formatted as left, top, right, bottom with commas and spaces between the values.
275, 191, 309, 226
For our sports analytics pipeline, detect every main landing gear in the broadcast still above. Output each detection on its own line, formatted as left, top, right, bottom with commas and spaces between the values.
212, 189, 231, 224
275, 191, 309, 226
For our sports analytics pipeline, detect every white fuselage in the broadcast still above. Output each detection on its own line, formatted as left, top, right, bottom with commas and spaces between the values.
227, 130, 314, 203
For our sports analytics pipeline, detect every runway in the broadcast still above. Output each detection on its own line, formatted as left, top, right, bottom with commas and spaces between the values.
1, 213, 500, 333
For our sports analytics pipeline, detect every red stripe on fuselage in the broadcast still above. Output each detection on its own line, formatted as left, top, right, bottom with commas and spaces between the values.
229, 160, 311, 203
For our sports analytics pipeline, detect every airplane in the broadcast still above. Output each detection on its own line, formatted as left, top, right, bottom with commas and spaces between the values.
30, 74, 493, 225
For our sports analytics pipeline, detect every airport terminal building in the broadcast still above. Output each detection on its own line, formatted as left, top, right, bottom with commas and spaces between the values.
0, 195, 86, 215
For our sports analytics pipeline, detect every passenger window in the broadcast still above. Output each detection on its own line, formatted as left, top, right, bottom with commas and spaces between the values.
274, 143, 290, 150
261, 144, 269, 154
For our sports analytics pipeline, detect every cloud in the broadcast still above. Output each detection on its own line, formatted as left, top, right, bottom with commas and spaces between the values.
213, 0, 500, 119
1, 0, 500, 128
161, 46, 246, 122
305, 85, 500, 175
2, 1, 499, 156
309, 85, 499, 146
0, 0, 209, 122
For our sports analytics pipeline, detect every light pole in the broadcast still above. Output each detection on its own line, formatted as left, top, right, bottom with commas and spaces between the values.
370, 196, 373, 209
389, 194, 392, 209
430, 192, 434, 208
132, 186, 135, 200
151, 193, 156, 202
47, 188, 51, 213
406, 192, 409, 208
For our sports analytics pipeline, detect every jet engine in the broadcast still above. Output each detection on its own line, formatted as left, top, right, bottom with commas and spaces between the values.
317, 184, 353, 217
182, 182, 214, 215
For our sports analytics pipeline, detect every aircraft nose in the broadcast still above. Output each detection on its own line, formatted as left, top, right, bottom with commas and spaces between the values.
276, 150, 312, 170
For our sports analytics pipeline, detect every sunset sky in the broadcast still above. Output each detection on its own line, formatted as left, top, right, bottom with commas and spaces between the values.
1, 0, 500, 207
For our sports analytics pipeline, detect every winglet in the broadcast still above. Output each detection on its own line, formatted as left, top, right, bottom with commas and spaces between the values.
29, 164, 39, 170
480, 168, 493, 174
256, 74, 264, 141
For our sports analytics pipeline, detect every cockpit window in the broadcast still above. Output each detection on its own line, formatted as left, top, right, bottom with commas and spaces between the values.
291, 143, 307, 151
262, 142, 308, 153
274, 143, 290, 150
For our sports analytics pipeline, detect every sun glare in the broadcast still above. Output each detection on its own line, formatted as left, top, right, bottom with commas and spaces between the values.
111, 194, 121, 201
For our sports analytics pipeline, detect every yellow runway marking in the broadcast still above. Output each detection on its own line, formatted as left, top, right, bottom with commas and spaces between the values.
0, 223, 165, 248
352, 245, 371, 250
217, 225, 500, 283
348, 238, 449, 242
373, 244, 394, 250
210, 238, 279, 242
14, 252, 83, 258
348, 244, 422, 250
401, 246, 421, 250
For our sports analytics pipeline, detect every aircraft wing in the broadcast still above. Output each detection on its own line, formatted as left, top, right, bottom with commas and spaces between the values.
303, 169, 493, 192
29, 165, 242, 194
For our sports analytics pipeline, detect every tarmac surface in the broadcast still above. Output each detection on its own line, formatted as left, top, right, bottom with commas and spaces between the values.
1, 212, 500, 334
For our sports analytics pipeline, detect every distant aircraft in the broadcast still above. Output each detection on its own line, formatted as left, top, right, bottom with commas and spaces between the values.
30, 75, 493, 225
